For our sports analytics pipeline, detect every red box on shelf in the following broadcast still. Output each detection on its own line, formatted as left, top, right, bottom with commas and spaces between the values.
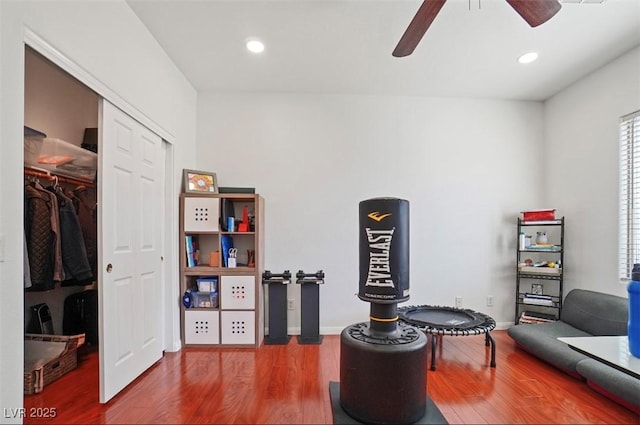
522, 209, 556, 221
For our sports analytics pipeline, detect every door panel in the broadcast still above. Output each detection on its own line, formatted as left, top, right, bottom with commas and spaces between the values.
99, 99, 163, 403
114, 276, 134, 367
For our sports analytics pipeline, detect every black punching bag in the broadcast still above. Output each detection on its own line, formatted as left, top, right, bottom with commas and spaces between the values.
340, 197, 427, 425
358, 197, 410, 305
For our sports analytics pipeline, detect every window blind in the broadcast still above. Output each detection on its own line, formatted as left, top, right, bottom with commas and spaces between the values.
619, 110, 640, 281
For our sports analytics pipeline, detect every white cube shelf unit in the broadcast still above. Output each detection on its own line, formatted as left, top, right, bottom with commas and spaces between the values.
179, 193, 264, 347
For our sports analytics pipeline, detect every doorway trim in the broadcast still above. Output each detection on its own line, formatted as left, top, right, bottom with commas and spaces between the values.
22, 26, 180, 353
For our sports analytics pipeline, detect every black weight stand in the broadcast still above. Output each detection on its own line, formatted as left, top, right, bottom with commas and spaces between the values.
296, 270, 324, 344
262, 270, 292, 345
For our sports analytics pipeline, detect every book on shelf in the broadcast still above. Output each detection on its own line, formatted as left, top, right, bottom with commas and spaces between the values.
523, 293, 552, 299
522, 299, 554, 306
522, 293, 554, 306
519, 315, 555, 324
520, 310, 556, 323
185, 235, 199, 267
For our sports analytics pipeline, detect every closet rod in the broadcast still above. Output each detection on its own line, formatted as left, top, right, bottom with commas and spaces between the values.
24, 167, 95, 188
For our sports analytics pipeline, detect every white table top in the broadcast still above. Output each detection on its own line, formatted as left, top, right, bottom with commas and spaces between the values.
557, 336, 640, 379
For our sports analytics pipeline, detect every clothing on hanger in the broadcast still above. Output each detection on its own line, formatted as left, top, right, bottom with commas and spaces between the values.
24, 181, 60, 291
47, 184, 94, 286
70, 185, 98, 278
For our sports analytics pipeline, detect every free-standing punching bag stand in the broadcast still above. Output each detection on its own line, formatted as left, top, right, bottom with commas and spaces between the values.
296, 270, 324, 344
262, 270, 292, 345
330, 197, 447, 425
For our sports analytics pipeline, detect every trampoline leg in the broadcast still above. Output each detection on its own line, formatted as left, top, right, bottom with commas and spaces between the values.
486, 332, 496, 368
430, 334, 437, 371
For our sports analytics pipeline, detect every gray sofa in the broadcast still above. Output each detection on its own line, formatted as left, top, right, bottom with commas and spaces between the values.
508, 289, 639, 413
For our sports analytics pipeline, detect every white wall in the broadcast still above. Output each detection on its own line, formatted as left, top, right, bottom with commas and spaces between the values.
544, 46, 640, 299
0, 1, 197, 418
24, 47, 99, 145
197, 93, 545, 332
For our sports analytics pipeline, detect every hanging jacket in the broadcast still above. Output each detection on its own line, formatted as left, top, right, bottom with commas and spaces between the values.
47, 186, 64, 283
71, 186, 97, 277
49, 186, 94, 286
25, 183, 56, 290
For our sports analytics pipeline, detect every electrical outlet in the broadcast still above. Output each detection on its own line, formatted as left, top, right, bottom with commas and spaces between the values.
487, 295, 494, 307
455, 296, 463, 308
287, 299, 294, 310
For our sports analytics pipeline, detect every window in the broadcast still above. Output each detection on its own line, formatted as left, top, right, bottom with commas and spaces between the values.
619, 110, 640, 281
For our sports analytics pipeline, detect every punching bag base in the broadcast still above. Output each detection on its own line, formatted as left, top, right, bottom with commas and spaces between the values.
339, 322, 429, 424
328, 382, 448, 425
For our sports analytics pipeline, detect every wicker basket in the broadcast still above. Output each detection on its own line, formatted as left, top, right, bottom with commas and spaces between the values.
24, 333, 85, 395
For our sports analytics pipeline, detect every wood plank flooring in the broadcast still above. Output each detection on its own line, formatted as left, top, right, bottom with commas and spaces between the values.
23, 330, 638, 424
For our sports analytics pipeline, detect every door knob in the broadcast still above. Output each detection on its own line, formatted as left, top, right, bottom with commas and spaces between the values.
106, 263, 113, 273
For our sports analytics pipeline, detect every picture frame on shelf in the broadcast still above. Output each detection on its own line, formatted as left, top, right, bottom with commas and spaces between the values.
183, 169, 218, 194
531, 283, 543, 295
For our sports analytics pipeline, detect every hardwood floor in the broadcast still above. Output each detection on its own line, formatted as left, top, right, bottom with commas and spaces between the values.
24, 330, 638, 424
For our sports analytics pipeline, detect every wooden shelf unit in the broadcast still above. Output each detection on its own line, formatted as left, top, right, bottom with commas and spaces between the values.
179, 192, 264, 347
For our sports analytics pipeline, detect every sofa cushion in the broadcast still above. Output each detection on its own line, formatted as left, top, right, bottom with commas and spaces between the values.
508, 321, 591, 374
576, 358, 640, 412
561, 289, 628, 336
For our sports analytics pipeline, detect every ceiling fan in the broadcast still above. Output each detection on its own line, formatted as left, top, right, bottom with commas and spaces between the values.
392, 0, 562, 57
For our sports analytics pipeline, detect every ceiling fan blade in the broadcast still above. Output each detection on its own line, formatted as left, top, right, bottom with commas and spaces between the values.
505, 0, 562, 28
393, 0, 447, 58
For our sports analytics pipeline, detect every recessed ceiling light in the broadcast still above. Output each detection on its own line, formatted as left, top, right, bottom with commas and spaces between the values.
518, 52, 539, 64
246, 38, 265, 54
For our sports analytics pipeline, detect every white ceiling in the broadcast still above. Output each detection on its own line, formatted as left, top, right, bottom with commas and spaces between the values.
127, 0, 640, 101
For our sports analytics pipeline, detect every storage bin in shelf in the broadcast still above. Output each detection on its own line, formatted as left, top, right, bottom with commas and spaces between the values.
24, 126, 46, 165
25, 136, 97, 181
521, 209, 556, 221
189, 291, 219, 309
183, 197, 220, 232
184, 310, 219, 344
196, 277, 218, 292
221, 310, 255, 345
220, 275, 255, 310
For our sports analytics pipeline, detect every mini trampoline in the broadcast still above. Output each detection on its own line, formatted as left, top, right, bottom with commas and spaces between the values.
398, 305, 496, 371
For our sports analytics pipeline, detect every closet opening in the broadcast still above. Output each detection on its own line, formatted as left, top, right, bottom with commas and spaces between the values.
23, 45, 100, 399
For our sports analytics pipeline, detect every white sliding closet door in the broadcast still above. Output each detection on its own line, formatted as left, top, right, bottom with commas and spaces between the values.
98, 99, 164, 403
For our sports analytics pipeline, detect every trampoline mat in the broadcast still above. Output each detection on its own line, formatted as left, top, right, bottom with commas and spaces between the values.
399, 305, 495, 333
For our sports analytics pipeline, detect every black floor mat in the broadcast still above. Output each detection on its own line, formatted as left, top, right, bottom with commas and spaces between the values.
328, 381, 448, 424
